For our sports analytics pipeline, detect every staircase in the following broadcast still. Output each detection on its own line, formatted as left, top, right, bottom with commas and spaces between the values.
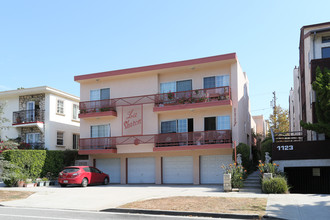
240, 171, 262, 193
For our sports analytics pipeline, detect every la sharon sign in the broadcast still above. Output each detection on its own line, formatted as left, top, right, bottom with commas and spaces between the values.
122, 105, 143, 136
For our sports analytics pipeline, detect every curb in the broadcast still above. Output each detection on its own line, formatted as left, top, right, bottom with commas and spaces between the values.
101, 208, 275, 219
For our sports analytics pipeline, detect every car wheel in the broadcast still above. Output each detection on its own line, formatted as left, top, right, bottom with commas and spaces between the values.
103, 177, 109, 185
60, 184, 67, 187
81, 178, 88, 187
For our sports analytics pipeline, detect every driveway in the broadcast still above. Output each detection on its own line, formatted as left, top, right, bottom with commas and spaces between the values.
1, 183, 330, 220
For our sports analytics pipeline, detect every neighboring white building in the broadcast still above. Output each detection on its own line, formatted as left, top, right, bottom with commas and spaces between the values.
0, 86, 80, 150
252, 115, 268, 140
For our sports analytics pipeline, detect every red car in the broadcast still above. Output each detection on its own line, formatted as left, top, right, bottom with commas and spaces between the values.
58, 166, 109, 187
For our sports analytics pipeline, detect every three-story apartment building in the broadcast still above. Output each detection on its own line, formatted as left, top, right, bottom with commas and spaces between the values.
0, 86, 80, 150
75, 53, 252, 184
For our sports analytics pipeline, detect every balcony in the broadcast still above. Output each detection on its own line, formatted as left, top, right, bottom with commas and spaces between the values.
311, 57, 330, 82
12, 110, 45, 130
79, 130, 231, 154
78, 86, 231, 118
154, 130, 232, 151
19, 142, 45, 150
79, 100, 117, 118
154, 86, 231, 112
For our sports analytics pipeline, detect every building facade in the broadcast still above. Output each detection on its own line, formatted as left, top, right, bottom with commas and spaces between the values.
274, 22, 330, 194
252, 115, 268, 140
0, 86, 80, 150
75, 53, 252, 184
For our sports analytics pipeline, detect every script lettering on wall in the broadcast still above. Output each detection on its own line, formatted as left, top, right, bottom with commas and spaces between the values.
122, 105, 143, 136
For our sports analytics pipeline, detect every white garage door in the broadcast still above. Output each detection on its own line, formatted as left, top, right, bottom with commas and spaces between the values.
96, 158, 121, 183
128, 157, 155, 184
163, 156, 193, 184
200, 155, 232, 184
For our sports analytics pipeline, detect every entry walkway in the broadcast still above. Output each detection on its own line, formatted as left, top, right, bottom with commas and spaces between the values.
240, 171, 261, 193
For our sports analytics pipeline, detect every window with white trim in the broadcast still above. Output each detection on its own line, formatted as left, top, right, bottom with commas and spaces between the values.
160, 80, 192, 93
203, 75, 230, 89
91, 124, 110, 138
161, 119, 193, 133
57, 131, 64, 145
57, 100, 64, 114
90, 88, 110, 101
72, 104, 79, 120
204, 115, 231, 131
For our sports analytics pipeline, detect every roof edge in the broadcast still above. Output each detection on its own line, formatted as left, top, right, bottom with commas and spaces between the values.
74, 53, 237, 82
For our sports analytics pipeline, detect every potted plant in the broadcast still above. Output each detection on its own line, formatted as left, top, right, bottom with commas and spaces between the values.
24, 178, 34, 188
42, 177, 50, 186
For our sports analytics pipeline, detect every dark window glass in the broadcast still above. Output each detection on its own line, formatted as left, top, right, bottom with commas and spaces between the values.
322, 47, 330, 58
63, 168, 80, 173
161, 121, 177, 133
204, 117, 216, 131
322, 36, 330, 43
83, 167, 91, 172
188, 118, 194, 132
100, 88, 110, 100
203, 76, 215, 89
176, 80, 192, 92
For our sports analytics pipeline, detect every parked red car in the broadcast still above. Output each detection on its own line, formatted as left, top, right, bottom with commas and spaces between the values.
58, 166, 109, 187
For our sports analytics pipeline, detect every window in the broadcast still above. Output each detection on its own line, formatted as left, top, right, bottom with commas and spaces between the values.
72, 104, 79, 120
91, 124, 110, 138
322, 47, 330, 58
203, 75, 230, 89
204, 115, 231, 131
161, 119, 193, 133
57, 132, 64, 145
57, 100, 64, 114
160, 80, 192, 93
73, 134, 80, 149
26, 133, 40, 144
322, 36, 330, 43
90, 88, 110, 101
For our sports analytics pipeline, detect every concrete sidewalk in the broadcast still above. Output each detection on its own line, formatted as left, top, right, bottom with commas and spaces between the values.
1, 182, 329, 219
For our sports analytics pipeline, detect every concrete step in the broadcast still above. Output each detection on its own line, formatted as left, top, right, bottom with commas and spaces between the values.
244, 182, 261, 187
244, 179, 260, 183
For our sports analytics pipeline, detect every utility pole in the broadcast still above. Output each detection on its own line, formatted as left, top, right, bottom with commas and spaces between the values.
271, 91, 277, 131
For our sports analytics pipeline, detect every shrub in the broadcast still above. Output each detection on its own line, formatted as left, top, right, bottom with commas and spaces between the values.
262, 177, 289, 193
258, 161, 282, 177
261, 138, 272, 161
222, 163, 246, 188
2, 150, 78, 185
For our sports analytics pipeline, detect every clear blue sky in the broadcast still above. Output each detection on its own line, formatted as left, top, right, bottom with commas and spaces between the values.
1, 1, 329, 119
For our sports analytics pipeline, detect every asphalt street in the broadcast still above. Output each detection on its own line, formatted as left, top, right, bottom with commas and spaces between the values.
0, 206, 245, 220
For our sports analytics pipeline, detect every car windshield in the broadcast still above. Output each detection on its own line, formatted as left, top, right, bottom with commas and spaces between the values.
62, 168, 80, 173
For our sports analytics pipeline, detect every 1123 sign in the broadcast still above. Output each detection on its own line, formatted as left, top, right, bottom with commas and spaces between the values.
276, 145, 294, 151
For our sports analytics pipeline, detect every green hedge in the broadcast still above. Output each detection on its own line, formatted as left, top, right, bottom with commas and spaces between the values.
2, 150, 78, 181
262, 177, 289, 194
232, 143, 252, 172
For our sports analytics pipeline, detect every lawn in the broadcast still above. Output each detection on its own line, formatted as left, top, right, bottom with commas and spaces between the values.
0, 191, 34, 202
119, 196, 267, 216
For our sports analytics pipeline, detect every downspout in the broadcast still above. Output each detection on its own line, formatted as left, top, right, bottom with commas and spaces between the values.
312, 31, 316, 59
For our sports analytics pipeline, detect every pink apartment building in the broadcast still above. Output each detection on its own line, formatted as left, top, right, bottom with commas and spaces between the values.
74, 53, 252, 184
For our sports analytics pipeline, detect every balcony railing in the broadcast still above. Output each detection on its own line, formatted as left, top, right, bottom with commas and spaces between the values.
79, 130, 231, 151
13, 109, 45, 124
79, 86, 231, 115
155, 86, 230, 107
19, 142, 45, 150
155, 130, 231, 147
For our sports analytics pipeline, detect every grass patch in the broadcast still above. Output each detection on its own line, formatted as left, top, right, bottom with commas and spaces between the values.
0, 191, 34, 202
119, 196, 267, 216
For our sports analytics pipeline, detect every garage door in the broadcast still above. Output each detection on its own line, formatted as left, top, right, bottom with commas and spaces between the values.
163, 156, 193, 184
127, 157, 155, 184
96, 158, 121, 183
200, 155, 232, 184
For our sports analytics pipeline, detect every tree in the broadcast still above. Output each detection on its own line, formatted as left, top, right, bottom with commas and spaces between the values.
0, 101, 9, 140
268, 105, 289, 134
301, 67, 330, 138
